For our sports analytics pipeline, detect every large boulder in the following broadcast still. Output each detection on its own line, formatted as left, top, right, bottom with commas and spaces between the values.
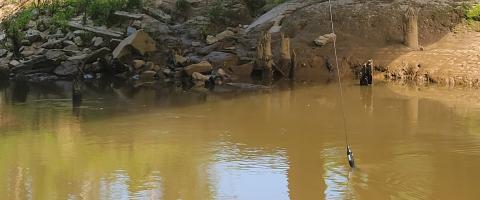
203, 51, 239, 67
184, 61, 213, 75
113, 30, 157, 59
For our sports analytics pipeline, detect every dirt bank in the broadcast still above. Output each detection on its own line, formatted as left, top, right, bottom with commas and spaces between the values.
245, 0, 480, 86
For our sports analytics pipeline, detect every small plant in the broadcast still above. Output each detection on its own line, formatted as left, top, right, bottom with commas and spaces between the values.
466, 4, 480, 21
207, 0, 229, 26
127, 0, 142, 9
176, 0, 191, 12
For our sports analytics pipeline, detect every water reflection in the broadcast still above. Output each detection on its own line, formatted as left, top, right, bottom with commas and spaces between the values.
0, 81, 479, 199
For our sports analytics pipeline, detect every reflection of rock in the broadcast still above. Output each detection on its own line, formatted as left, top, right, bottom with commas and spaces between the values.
12, 80, 29, 103
139, 70, 157, 81
229, 62, 253, 77
55, 60, 80, 76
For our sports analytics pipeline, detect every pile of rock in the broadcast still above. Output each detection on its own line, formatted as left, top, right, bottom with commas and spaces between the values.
0, 2, 258, 90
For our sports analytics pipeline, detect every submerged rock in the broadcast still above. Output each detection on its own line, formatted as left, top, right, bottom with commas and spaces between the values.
203, 51, 239, 67
229, 62, 253, 77
54, 60, 81, 76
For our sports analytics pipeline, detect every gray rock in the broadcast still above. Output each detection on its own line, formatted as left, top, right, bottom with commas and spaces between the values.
215, 30, 235, 41
41, 38, 65, 49
92, 37, 104, 47
314, 33, 336, 47
127, 26, 137, 36
0, 33, 6, 41
21, 50, 35, 57
64, 44, 79, 51
9, 60, 21, 68
206, 35, 218, 45
73, 36, 83, 46
21, 39, 32, 46
192, 41, 201, 47
45, 49, 66, 61
143, 8, 172, 23
198, 43, 221, 55
26, 29, 43, 43
0, 49, 7, 58
114, 11, 144, 20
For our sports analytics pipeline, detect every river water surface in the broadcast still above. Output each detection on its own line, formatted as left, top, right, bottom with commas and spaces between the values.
0, 80, 479, 200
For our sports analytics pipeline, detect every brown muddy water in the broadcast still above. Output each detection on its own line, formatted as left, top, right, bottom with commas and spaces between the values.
0, 80, 479, 200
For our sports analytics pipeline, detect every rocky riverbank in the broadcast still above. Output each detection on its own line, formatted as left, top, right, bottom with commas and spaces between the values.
1, 0, 480, 90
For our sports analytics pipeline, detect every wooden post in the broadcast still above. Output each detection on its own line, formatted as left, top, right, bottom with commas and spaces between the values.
72, 78, 82, 108
290, 49, 296, 80
256, 32, 273, 81
403, 7, 419, 49
264, 32, 273, 73
279, 33, 291, 78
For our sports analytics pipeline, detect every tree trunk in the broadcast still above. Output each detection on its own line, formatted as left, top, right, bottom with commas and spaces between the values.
403, 7, 419, 49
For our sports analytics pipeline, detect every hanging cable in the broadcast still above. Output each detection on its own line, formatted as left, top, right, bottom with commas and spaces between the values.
327, 0, 355, 168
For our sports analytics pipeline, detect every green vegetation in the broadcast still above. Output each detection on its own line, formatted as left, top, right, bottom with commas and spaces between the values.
2, 0, 143, 31
207, 0, 230, 26
466, 4, 480, 21
464, 4, 480, 32
0, 0, 142, 56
